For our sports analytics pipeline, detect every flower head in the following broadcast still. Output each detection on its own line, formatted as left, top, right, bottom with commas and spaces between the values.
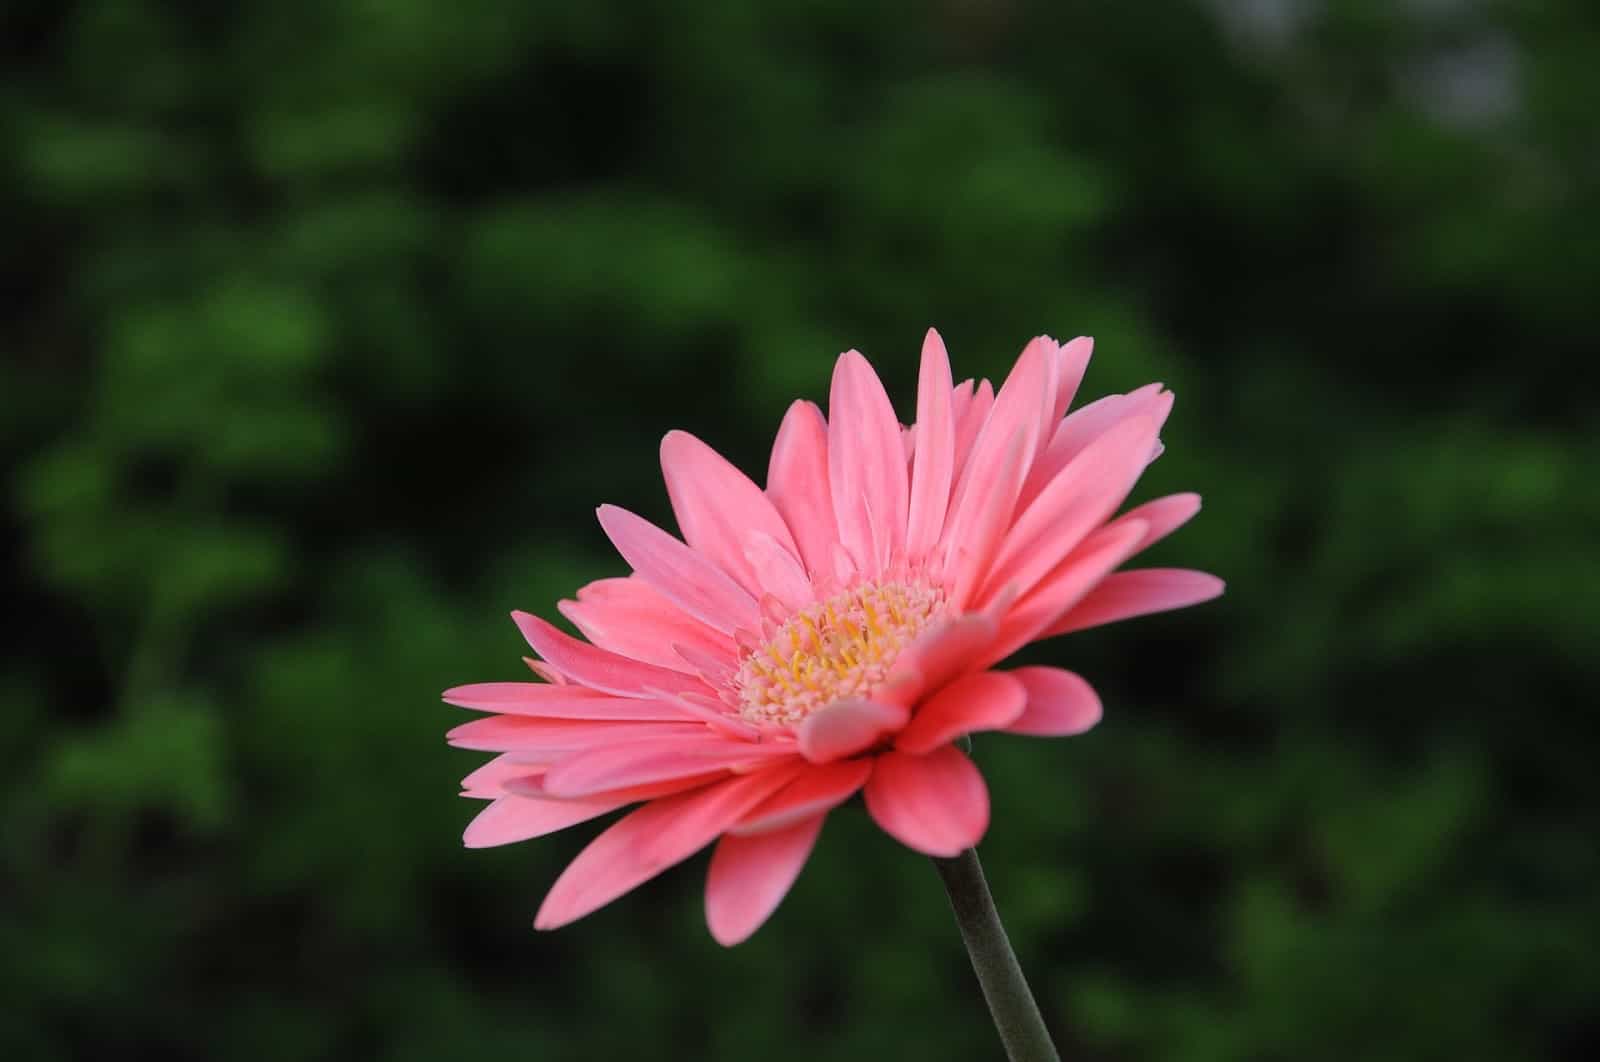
446, 330, 1222, 944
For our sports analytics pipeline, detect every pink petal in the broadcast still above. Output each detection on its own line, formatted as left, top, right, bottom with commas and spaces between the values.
704, 814, 824, 945
443, 682, 688, 721
947, 338, 1052, 521
561, 577, 738, 672
828, 351, 909, 573
894, 670, 1027, 755
765, 400, 838, 578
951, 378, 994, 484
446, 716, 704, 755
905, 328, 956, 561
1103, 492, 1202, 552
879, 612, 998, 707
1019, 385, 1172, 510
977, 415, 1161, 605
1046, 568, 1225, 636
594, 505, 760, 635
796, 699, 910, 764
534, 766, 802, 931
505, 770, 730, 805
1005, 666, 1102, 736
1051, 337, 1094, 424
461, 754, 544, 799
945, 427, 1031, 609
661, 430, 801, 597
513, 611, 708, 698
542, 733, 800, 798
744, 531, 814, 612
463, 792, 632, 848
986, 519, 1150, 664
863, 746, 990, 857
732, 758, 874, 835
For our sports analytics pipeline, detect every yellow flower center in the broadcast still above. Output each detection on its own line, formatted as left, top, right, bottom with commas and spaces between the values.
734, 581, 945, 725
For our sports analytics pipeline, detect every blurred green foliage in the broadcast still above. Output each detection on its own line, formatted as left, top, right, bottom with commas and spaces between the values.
3, 1, 1596, 1059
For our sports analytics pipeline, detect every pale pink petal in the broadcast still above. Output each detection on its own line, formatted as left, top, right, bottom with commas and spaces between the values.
945, 340, 1052, 555
461, 755, 544, 799
542, 733, 799, 798
894, 670, 1027, 755
443, 681, 689, 721
1051, 337, 1094, 424
1005, 666, 1102, 736
744, 531, 813, 611
879, 612, 999, 707
595, 505, 760, 635
446, 716, 704, 755
905, 328, 956, 561
464, 792, 632, 848
1019, 385, 1172, 510
986, 519, 1150, 664
1046, 568, 1225, 636
561, 577, 737, 672
796, 698, 910, 764
977, 415, 1161, 605
863, 746, 990, 858
828, 351, 908, 572
534, 767, 802, 930
513, 611, 708, 698
732, 758, 874, 835
661, 430, 801, 597
765, 400, 838, 577
704, 814, 824, 945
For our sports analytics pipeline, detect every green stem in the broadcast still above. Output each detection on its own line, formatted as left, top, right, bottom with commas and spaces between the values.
932, 847, 1062, 1062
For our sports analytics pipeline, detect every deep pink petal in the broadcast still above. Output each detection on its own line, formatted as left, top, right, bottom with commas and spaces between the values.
443, 682, 688, 721
986, 519, 1150, 664
863, 746, 990, 858
828, 350, 909, 573
977, 415, 1161, 605
905, 328, 956, 561
895, 670, 1027, 755
534, 766, 802, 930
542, 733, 799, 798
796, 699, 910, 764
1005, 666, 1102, 736
513, 611, 708, 698
732, 757, 874, 835
463, 793, 631, 848
766, 400, 838, 578
1046, 568, 1225, 636
561, 577, 738, 672
594, 505, 760, 635
661, 430, 801, 597
704, 814, 824, 945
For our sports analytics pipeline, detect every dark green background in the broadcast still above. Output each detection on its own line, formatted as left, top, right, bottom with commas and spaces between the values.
4, 1, 1595, 1059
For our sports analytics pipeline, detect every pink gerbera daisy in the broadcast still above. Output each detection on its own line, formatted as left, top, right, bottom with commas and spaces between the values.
446, 329, 1222, 945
